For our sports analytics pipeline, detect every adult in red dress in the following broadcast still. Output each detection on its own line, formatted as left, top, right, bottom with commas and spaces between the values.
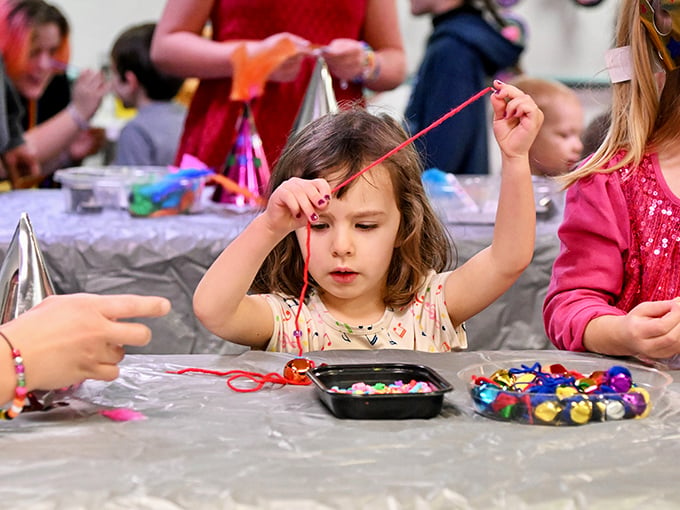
151, 0, 406, 170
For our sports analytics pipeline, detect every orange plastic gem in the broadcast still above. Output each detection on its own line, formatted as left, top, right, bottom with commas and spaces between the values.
283, 358, 314, 384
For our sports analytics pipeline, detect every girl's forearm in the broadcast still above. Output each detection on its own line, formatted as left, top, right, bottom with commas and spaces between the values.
491, 155, 535, 274
193, 215, 283, 329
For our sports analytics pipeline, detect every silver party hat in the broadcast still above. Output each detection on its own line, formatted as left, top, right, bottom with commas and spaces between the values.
0, 213, 55, 324
290, 56, 338, 136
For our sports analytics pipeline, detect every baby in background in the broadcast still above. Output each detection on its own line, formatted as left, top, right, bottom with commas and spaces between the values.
193, 81, 543, 353
109, 22, 186, 167
511, 76, 584, 177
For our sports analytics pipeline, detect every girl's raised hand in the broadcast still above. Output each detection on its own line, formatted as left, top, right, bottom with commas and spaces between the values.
490, 79, 543, 159
264, 177, 332, 235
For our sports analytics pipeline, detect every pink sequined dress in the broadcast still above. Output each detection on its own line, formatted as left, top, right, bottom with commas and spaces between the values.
175, 0, 368, 170
544, 151, 680, 351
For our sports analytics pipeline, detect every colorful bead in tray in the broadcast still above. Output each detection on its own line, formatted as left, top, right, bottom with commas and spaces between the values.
330, 379, 438, 395
468, 362, 652, 426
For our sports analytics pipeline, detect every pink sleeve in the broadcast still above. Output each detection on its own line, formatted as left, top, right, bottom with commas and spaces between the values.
543, 172, 630, 351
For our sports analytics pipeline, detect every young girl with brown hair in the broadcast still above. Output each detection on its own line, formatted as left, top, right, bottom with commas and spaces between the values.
194, 81, 542, 353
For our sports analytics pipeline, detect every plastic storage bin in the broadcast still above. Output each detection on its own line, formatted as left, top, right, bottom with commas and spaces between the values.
54, 166, 168, 214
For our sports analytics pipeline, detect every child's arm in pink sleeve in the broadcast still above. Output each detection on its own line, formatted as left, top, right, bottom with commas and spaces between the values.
543, 172, 630, 351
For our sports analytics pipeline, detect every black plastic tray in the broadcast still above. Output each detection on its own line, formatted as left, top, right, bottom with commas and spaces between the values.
306, 363, 453, 420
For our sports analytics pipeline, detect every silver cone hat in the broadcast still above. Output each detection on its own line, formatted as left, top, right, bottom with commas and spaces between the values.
0, 213, 55, 324
290, 56, 338, 136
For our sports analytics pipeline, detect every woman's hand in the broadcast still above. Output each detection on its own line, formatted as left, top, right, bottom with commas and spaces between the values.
71, 69, 109, 121
256, 33, 311, 83
321, 38, 367, 82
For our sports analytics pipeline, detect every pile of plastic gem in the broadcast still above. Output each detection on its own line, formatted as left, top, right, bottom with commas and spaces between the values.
330, 380, 437, 395
469, 362, 651, 426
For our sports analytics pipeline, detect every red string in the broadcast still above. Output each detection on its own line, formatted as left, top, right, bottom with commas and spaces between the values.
167, 367, 312, 392
292, 86, 493, 347
293, 225, 311, 356
331, 86, 493, 194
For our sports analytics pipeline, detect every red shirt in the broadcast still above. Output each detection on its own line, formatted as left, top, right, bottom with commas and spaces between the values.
177, 0, 368, 170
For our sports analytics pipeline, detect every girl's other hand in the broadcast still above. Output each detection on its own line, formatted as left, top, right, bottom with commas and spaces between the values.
490, 79, 543, 159
68, 127, 106, 161
620, 300, 680, 359
264, 177, 331, 234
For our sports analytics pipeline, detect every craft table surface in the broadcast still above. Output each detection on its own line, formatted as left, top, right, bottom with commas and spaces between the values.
1, 349, 679, 508
0, 189, 562, 354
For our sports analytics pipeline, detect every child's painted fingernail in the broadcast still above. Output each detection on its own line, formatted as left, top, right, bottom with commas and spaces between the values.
317, 198, 325, 206
324, 195, 331, 201
494, 79, 505, 86
310, 213, 318, 222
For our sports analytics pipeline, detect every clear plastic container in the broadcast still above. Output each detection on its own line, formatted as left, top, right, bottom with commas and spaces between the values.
54, 166, 169, 214
458, 358, 671, 426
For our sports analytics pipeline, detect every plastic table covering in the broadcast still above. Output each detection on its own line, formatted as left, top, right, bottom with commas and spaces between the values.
1, 349, 679, 509
0, 189, 561, 354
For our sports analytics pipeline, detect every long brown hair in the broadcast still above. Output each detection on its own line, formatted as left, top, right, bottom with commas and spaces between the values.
251, 107, 455, 309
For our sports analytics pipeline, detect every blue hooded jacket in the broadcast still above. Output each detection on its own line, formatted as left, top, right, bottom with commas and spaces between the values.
405, 6, 523, 175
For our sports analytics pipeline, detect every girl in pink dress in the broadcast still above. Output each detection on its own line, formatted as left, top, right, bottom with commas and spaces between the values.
544, 1, 680, 366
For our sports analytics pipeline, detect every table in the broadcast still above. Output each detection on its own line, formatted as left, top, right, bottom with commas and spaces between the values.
0, 189, 562, 354
1, 349, 679, 507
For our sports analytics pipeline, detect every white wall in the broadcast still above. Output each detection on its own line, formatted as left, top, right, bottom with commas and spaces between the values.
51, 0, 167, 71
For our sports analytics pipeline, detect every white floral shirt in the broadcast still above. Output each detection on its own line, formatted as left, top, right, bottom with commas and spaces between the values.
263, 270, 467, 353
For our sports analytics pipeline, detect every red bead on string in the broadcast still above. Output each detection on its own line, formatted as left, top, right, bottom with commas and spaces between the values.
168, 358, 316, 392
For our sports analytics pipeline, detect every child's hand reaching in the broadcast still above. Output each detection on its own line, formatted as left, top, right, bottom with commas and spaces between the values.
585, 299, 680, 359
490, 79, 543, 159
263, 177, 332, 236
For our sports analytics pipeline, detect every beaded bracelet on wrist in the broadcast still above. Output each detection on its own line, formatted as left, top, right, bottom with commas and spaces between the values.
351, 41, 380, 85
0, 331, 27, 420
67, 104, 90, 131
